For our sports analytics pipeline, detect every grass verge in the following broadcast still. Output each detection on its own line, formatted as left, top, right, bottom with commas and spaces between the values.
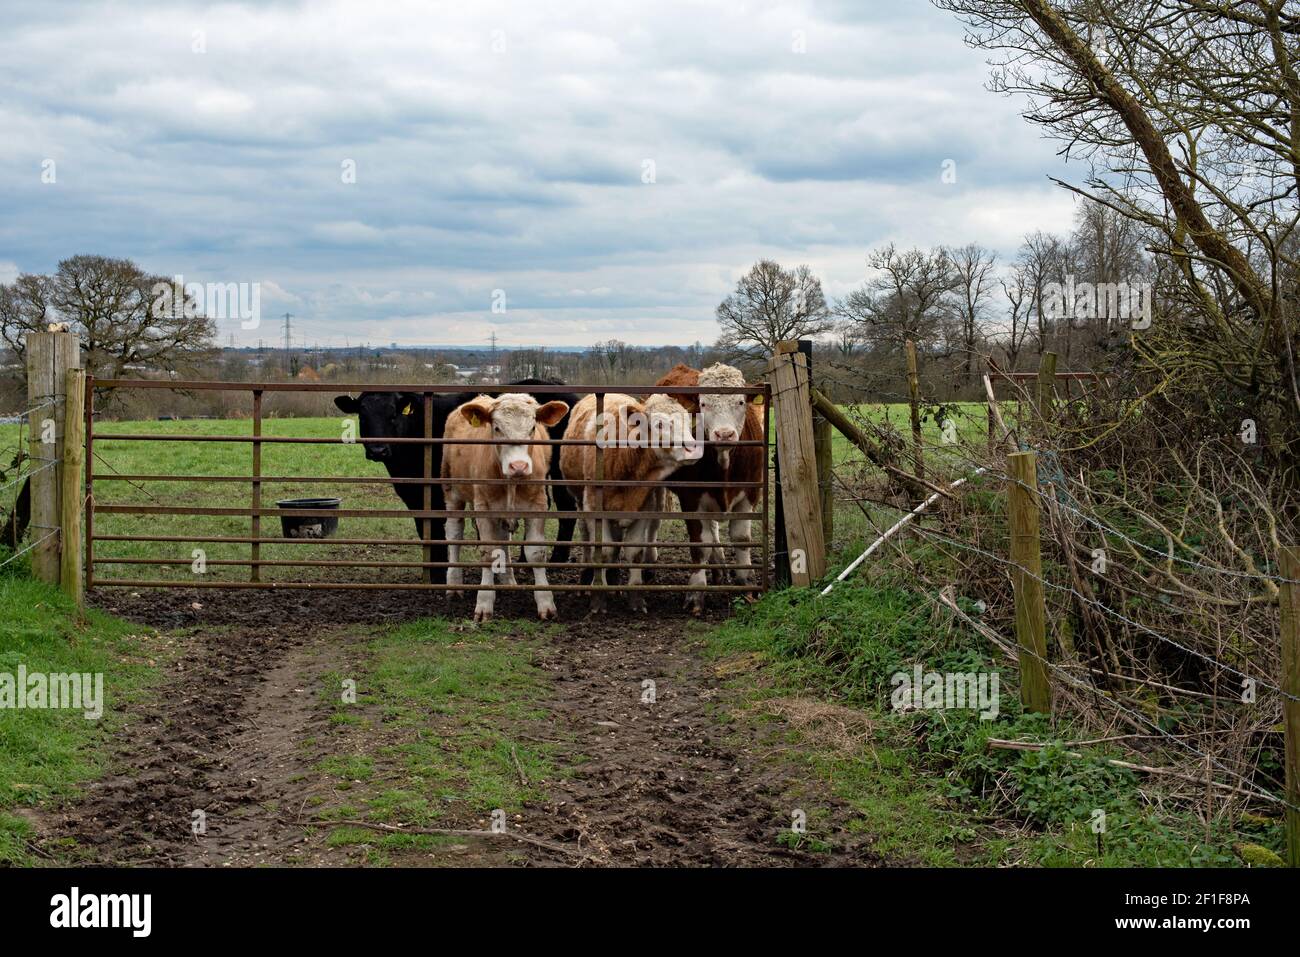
0, 565, 159, 865
703, 577, 1286, 867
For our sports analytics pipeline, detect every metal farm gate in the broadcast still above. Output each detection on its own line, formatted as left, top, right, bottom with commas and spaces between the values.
82, 378, 770, 604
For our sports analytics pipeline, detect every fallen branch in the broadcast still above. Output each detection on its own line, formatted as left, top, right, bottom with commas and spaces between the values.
311, 818, 580, 858
985, 740, 1269, 800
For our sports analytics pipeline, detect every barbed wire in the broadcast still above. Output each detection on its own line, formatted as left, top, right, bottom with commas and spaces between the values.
0, 527, 59, 569
901, 522, 1299, 704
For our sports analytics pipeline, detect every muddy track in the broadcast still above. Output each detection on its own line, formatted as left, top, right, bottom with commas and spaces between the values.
41, 586, 882, 867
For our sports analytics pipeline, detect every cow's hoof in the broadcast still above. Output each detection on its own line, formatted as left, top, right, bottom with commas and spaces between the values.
684, 594, 704, 616
473, 608, 493, 623
537, 603, 558, 621
627, 597, 647, 615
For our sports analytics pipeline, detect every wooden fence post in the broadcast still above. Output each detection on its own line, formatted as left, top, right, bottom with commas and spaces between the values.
768, 342, 826, 587
1037, 351, 1058, 425
905, 339, 925, 485
803, 338, 834, 548
25, 331, 80, 585
1007, 451, 1051, 714
60, 368, 86, 608
1280, 546, 1300, 867
814, 417, 833, 547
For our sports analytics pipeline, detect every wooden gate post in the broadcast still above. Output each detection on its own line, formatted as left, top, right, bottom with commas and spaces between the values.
1007, 451, 1051, 714
1279, 546, 1300, 867
60, 368, 86, 608
25, 331, 80, 585
768, 342, 826, 587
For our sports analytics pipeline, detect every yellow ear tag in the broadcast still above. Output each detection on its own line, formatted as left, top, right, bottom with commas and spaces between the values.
751, 394, 765, 406
468, 413, 482, 428
400, 403, 413, 416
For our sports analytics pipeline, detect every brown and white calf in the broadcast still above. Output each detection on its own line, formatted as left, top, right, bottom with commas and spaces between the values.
442, 393, 570, 621
559, 392, 702, 614
655, 362, 765, 614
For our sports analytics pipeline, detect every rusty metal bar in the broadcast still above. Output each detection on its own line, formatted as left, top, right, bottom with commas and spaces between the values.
93, 504, 761, 520
251, 390, 262, 583
762, 381, 770, 592
91, 534, 737, 548
92, 579, 757, 592
593, 392, 604, 568
93, 380, 758, 395
91, 434, 765, 447
422, 391, 433, 586
93, 557, 760, 570
84, 373, 94, 589
91, 474, 763, 489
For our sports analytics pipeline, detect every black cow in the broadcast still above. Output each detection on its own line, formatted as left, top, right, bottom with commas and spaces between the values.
333, 378, 580, 584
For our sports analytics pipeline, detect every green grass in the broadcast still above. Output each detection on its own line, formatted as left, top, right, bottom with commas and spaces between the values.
704, 577, 1286, 867
0, 571, 159, 865
312, 616, 565, 857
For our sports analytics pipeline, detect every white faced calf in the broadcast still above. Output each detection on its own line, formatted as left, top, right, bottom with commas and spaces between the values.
695, 362, 750, 470
442, 393, 570, 621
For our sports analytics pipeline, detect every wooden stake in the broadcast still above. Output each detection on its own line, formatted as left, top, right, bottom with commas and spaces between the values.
1280, 545, 1300, 867
60, 369, 85, 608
905, 339, 925, 485
1007, 451, 1051, 714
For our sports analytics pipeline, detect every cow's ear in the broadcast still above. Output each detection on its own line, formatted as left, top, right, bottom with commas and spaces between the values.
676, 394, 700, 413
749, 391, 765, 407
334, 395, 358, 414
460, 401, 493, 428
535, 401, 569, 428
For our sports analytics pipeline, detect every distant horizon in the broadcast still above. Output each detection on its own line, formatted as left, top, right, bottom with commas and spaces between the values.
1, 1, 1077, 350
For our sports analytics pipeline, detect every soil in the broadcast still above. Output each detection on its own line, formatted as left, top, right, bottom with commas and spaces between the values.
38, 581, 884, 867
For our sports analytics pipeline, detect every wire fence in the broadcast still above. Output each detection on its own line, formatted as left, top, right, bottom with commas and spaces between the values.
1, 395, 65, 563
814, 358, 1296, 817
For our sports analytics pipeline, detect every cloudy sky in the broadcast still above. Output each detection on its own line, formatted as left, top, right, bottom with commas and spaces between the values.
0, 0, 1078, 348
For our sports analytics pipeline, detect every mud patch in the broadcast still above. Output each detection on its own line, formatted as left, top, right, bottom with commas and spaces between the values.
42, 588, 882, 866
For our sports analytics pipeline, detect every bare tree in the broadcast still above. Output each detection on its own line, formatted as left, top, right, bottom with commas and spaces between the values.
934, 0, 1300, 480
1016, 232, 1068, 358
836, 244, 956, 357
0, 255, 216, 384
947, 242, 998, 386
715, 260, 833, 360
999, 262, 1033, 372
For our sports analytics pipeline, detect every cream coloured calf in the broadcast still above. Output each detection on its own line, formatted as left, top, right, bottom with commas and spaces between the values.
443, 393, 570, 621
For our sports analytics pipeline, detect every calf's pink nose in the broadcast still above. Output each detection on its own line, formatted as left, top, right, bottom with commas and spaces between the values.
508, 459, 531, 475
713, 428, 737, 442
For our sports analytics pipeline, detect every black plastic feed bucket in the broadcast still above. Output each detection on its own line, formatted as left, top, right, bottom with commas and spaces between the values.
277, 498, 342, 539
